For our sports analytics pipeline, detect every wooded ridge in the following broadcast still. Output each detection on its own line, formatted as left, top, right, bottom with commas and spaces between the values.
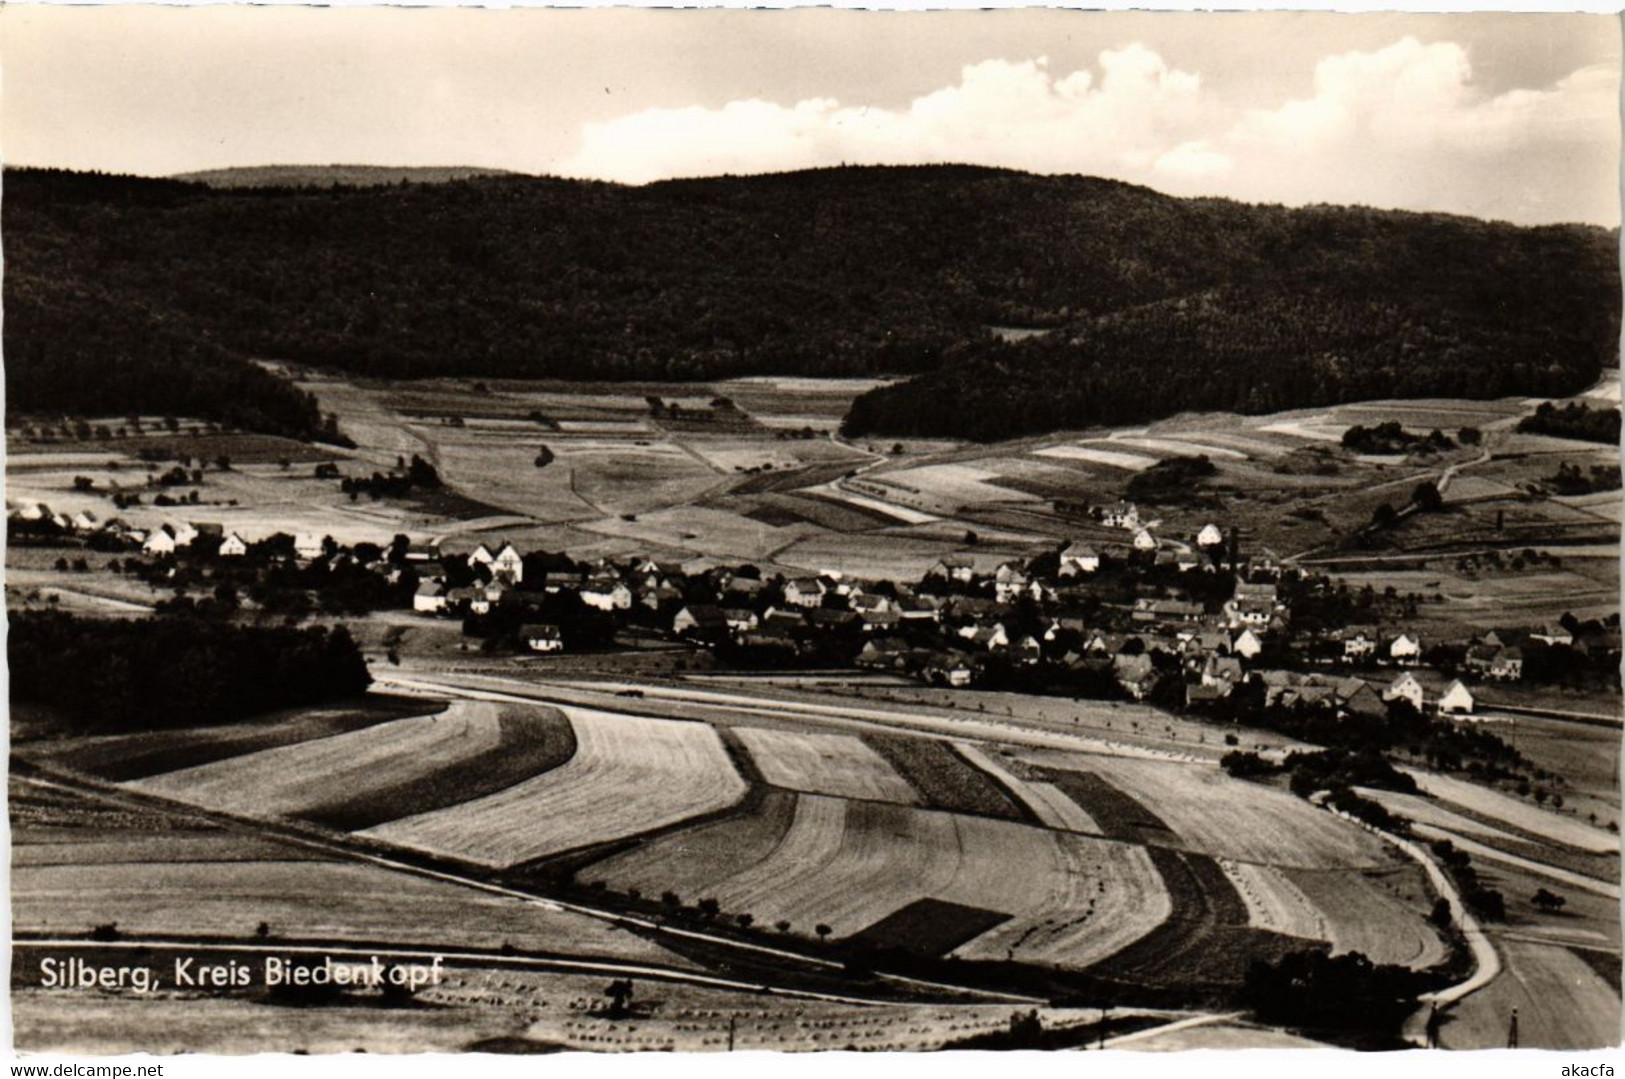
7, 165, 1617, 441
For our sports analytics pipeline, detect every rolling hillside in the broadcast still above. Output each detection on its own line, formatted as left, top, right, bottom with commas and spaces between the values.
173, 165, 520, 188
6, 165, 1618, 440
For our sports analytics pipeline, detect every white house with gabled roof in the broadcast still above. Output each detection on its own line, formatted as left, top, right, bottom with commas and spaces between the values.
1383, 672, 1425, 711
492, 543, 524, 583
1437, 679, 1476, 716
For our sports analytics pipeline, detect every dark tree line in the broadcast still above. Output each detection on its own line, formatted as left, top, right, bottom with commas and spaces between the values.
6, 165, 1616, 442
8, 611, 371, 731
1517, 402, 1621, 444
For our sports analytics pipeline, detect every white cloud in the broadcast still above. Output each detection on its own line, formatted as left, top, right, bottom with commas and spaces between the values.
561, 50, 1213, 186
560, 39, 1619, 226
1230, 37, 1619, 223
1154, 140, 1233, 179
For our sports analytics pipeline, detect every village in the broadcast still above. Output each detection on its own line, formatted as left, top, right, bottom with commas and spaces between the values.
11, 491, 1615, 729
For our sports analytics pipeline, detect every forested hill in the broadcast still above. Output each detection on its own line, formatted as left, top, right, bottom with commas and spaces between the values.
6, 165, 1618, 441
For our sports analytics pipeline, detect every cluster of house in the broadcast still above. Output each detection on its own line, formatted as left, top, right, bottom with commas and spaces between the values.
16, 499, 1595, 720
8, 502, 260, 558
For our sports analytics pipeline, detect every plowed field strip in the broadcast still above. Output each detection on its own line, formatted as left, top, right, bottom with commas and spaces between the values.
735, 727, 920, 804
300, 707, 577, 831
862, 736, 1024, 821
956, 743, 1101, 833
38, 699, 439, 782
130, 703, 504, 819
360, 707, 747, 868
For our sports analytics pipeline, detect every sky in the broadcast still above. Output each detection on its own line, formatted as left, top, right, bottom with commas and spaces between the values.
2, 7, 1620, 226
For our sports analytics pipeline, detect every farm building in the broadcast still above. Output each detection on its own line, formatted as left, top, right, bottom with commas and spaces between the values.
1132, 527, 1158, 551
1437, 680, 1476, 715
860, 610, 902, 634
413, 582, 449, 614
466, 544, 495, 569
1383, 672, 1426, 711
1059, 542, 1101, 576
219, 532, 249, 557
897, 595, 941, 622
923, 654, 978, 687
926, 554, 977, 583
722, 608, 759, 633
1202, 655, 1244, 687
673, 604, 730, 637
142, 524, 196, 555
405, 540, 442, 562
294, 533, 325, 561
1228, 597, 1274, 629
1338, 678, 1387, 718
1466, 644, 1523, 681
1197, 523, 1224, 547
492, 543, 525, 583
1133, 598, 1205, 625
521, 624, 565, 653
1342, 627, 1379, 660
581, 581, 633, 611
783, 577, 828, 608
1387, 633, 1422, 665
1113, 653, 1158, 699
70, 510, 100, 532
993, 562, 1030, 602
1097, 502, 1140, 528
857, 637, 911, 669
1530, 624, 1575, 647
1231, 628, 1263, 659
850, 593, 897, 616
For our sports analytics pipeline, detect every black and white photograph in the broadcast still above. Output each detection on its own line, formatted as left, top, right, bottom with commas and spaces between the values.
2, 4, 1621, 1058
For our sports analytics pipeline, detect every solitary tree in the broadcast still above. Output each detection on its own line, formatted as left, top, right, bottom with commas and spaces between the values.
1532, 888, 1567, 913
603, 979, 635, 1019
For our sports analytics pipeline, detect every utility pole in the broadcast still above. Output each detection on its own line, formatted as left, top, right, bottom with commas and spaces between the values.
1099, 1005, 1110, 1050
1507, 1007, 1519, 1049
727, 1015, 737, 1052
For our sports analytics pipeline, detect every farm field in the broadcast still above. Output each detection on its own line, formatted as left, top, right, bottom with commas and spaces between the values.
1441, 939, 1621, 1050
734, 726, 921, 804
1218, 860, 1326, 942
129, 701, 507, 818
27, 695, 442, 782
9, 781, 693, 969
13, 386, 1617, 591
586, 792, 1172, 969
361, 706, 748, 867
1404, 769, 1618, 855
954, 742, 1102, 833
1031, 755, 1400, 869
1281, 866, 1448, 969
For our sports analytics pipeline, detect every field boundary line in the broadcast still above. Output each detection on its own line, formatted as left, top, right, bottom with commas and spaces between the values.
1321, 806, 1500, 1045
15, 764, 1040, 1006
